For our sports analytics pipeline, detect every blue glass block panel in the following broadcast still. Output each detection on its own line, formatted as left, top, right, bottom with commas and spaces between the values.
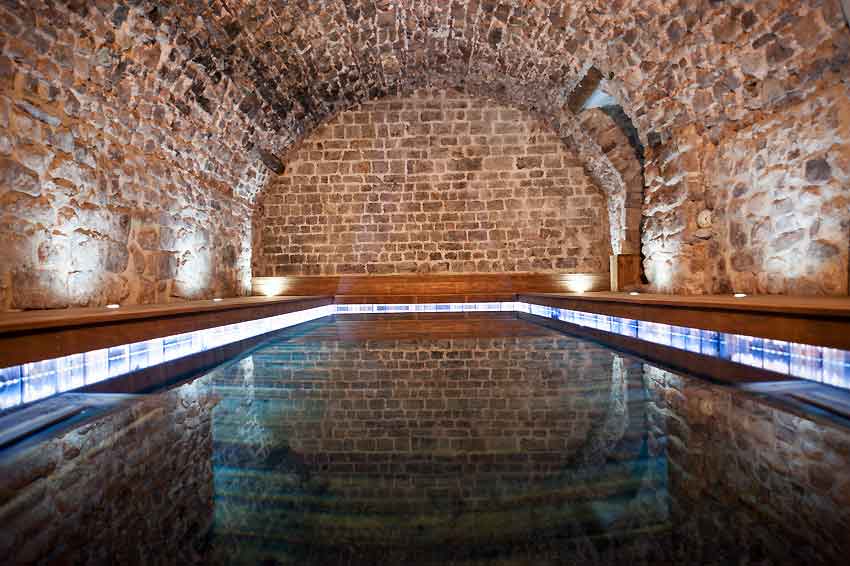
84, 350, 109, 385
763, 339, 791, 375
700, 330, 720, 357
22, 360, 59, 403
670, 326, 689, 350
0, 366, 22, 411
107, 346, 130, 377
789, 343, 821, 382
163, 335, 193, 361
823, 348, 850, 388
129, 342, 150, 372
612, 318, 638, 338
0, 379, 21, 411
0, 366, 22, 386
638, 322, 672, 346
56, 354, 86, 393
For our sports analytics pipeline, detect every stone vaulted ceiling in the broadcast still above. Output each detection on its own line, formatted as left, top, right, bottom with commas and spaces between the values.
171, 0, 596, 150
128, 0, 846, 263
144, 0, 665, 251
140, 0, 848, 201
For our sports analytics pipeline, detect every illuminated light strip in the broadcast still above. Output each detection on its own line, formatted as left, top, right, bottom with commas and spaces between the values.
0, 305, 335, 412
1, 302, 849, 413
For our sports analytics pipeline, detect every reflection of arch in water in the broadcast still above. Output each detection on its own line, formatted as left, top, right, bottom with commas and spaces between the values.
206, 339, 666, 563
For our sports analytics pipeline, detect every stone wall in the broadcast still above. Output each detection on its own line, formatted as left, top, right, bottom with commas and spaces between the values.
705, 85, 850, 295
0, 1, 272, 310
578, 107, 644, 255
4, 1, 848, 302
0, 382, 216, 565
253, 89, 611, 277
145, 0, 850, 296
600, 1, 850, 294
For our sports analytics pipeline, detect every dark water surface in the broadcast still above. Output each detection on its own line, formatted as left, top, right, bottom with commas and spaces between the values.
2, 318, 849, 565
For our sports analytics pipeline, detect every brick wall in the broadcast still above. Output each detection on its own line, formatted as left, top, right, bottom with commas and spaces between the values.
253, 89, 612, 277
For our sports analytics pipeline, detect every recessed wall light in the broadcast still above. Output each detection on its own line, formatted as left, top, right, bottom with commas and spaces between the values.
106, 304, 120, 309
629, 292, 640, 296
567, 274, 594, 294
733, 293, 747, 298
213, 298, 223, 302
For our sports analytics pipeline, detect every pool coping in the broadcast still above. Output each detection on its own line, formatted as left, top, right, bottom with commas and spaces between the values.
0, 296, 333, 367
519, 292, 850, 351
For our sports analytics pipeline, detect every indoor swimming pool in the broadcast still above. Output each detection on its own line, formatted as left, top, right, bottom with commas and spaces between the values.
1, 315, 848, 565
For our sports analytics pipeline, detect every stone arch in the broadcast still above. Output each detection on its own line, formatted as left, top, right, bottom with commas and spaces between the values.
248, 76, 632, 259
581, 1, 850, 294
172, 0, 846, 295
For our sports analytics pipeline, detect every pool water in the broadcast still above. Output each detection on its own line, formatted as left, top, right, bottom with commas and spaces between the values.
1, 316, 848, 565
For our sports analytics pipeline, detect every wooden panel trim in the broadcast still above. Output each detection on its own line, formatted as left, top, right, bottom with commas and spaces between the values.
521, 291, 850, 317
0, 296, 332, 367
0, 295, 330, 334
520, 293, 850, 350
253, 272, 610, 298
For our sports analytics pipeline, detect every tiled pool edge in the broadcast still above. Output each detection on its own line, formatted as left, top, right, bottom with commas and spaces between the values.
2, 301, 850, 414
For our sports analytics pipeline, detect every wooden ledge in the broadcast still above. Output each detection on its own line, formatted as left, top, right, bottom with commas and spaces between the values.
0, 295, 328, 335
0, 296, 332, 367
522, 292, 850, 317
520, 292, 850, 350
253, 272, 609, 297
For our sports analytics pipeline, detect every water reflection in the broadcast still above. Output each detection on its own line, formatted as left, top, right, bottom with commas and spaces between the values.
0, 383, 216, 566
200, 328, 850, 565
2, 321, 849, 565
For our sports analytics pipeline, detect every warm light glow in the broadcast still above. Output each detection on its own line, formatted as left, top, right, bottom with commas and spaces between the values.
629, 292, 640, 296
567, 274, 594, 294
652, 257, 675, 292
734, 293, 747, 298
106, 304, 120, 309
256, 278, 287, 297
213, 298, 223, 302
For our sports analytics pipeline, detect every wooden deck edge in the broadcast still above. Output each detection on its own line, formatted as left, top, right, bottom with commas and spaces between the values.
0, 296, 334, 367
519, 294, 850, 350
518, 312, 798, 386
